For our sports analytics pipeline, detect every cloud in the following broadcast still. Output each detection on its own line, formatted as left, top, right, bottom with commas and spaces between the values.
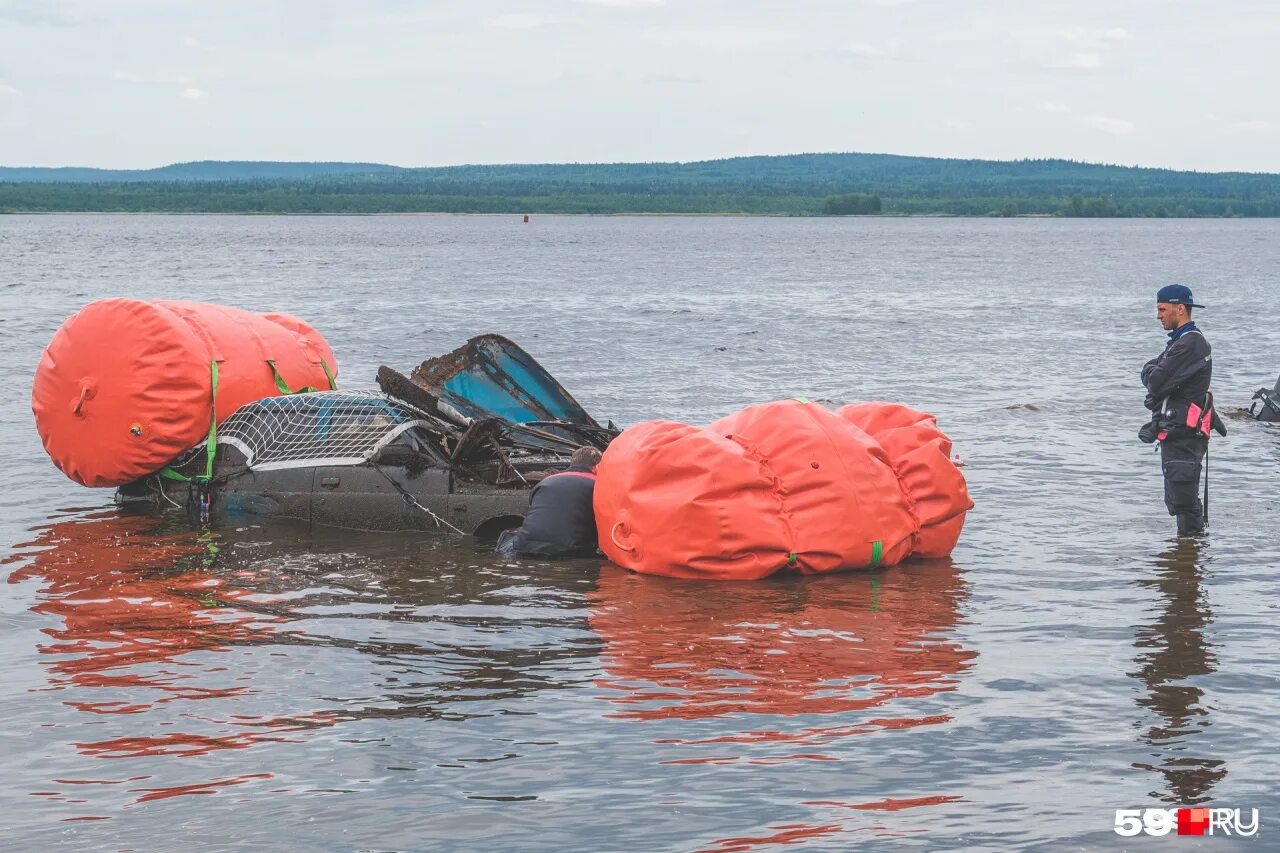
0, 82, 21, 126
1034, 51, 1104, 72
573, 0, 665, 6
1227, 120, 1272, 133
486, 13, 573, 29
1082, 114, 1135, 135
115, 70, 193, 85
832, 40, 904, 67
0, 0, 79, 26
373, 8, 453, 25
645, 26, 795, 51
1039, 102, 1071, 113
641, 73, 702, 85
945, 119, 972, 130
843, 41, 896, 58
115, 71, 208, 101
1066, 52, 1103, 69
1058, 27, 1132, 45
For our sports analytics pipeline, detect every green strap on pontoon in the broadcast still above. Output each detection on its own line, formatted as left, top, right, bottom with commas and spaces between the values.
266, 358, 337, 394
161, 360, 219, 483
268, 359, 319, 395
782, 541, 883, 571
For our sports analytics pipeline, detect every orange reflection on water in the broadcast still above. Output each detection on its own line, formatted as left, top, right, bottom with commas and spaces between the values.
589, 558, 975, 729
693, 795, 959, 852
7, 512, 265, 691
694, 822, 848, 853
804, 794, 966, 811
593, 563, 973, 848
7, 511, 335, 765
129, 772, 273, 803
652, 713, 953, 751
75, 712, 337, 759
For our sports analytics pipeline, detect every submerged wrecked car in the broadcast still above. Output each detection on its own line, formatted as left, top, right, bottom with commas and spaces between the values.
1250, 373, 1280, 422
116, 335, 618, 536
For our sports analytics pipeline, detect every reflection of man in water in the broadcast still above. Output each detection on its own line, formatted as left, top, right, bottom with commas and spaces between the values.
1131, 538, 1224, 804
496, 446, 601, 558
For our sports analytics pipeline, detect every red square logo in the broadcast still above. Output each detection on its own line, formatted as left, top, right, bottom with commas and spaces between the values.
1178, 808, 1210, 836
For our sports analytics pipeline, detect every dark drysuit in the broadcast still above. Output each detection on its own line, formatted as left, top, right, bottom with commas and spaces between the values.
1140, 321, 1217, 535
496, 467, 599, 558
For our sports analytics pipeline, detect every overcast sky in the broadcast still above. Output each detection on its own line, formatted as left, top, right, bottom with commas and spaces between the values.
1, 0, 1276, 171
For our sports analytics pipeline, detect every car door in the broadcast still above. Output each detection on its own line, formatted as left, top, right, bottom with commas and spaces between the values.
311, 463, 454, 532
215, 466, 314, 526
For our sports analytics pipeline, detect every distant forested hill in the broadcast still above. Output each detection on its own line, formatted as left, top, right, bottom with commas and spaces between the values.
3, 153, 1279, 216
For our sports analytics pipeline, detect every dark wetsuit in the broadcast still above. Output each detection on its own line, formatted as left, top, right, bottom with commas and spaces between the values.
496, 466, 599, 558
1141, 321, 1212, 535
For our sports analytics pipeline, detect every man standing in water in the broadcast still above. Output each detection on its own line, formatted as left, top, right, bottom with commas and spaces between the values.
1140, 284, 1217, 536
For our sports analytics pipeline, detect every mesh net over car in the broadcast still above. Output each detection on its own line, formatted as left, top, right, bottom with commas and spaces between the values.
214, 391, 439, 471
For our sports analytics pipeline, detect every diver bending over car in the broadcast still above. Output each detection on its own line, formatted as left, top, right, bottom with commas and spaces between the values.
497, 447, 602, 558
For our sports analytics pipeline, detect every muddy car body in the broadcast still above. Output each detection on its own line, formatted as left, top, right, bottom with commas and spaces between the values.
117, 336, 617, 536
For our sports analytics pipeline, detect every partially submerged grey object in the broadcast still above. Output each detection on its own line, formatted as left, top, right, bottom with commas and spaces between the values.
117, 336, 620, 535
1249, 374, 1280, 423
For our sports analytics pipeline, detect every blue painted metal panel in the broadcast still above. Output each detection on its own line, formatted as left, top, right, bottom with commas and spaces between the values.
438, 337, 594, 426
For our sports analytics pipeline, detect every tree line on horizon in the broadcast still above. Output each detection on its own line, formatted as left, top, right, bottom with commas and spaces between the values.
3, 154, 1280, 216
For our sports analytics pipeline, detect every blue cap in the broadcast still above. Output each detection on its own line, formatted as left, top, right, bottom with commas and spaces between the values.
1156, 284, 1204, 309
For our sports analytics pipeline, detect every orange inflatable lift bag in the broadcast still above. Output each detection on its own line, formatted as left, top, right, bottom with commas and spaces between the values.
838, 403, 971, 558
594, 399, 971, 580
592, 419, 794, 581
32, 299, 338, 487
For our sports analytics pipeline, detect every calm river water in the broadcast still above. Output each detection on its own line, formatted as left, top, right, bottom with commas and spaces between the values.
2, 215, 1278, 850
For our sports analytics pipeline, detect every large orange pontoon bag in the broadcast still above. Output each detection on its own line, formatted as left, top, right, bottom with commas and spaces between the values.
594, 399, 971, 580
32, 299, 338, 487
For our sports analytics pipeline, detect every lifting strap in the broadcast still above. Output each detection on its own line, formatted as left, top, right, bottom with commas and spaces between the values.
161, 360, 220, 484
267, 357, 338, 395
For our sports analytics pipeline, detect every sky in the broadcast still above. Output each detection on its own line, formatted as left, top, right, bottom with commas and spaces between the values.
0, 0, 1277, 172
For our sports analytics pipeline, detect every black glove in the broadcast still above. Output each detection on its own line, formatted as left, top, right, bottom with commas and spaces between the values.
1211, 408, 1227, 437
